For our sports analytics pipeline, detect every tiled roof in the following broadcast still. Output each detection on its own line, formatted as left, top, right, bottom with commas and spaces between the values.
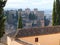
8, 26, 60, 38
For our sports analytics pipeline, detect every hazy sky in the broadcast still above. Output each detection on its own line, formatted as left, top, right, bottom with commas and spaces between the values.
4, 0, 54, 10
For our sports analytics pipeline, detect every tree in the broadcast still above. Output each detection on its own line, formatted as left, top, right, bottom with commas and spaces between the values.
52, 0, 56, 26
29, 13, 37, 20
18, 15, 23, 29
29, 13, 37, 26
44, 16, 50, 26
0, 0, 7, 42
52, 0, 60, 25
55, 0, 60, 25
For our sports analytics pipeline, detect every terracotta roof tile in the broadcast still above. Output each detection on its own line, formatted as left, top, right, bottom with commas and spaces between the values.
8, 26, 60, 38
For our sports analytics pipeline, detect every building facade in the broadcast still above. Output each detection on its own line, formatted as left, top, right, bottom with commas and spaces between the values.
4, 10, 18, 27
4, 8, 44, 28
7, 26, 60, 45
18, 8, 44, 28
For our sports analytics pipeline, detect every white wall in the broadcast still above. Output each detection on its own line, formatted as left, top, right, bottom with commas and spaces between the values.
7, 36, 23, 45
19, 33, 60, 45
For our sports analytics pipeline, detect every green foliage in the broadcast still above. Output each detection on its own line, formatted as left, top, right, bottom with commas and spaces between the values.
0, 15, 6, 38
52, 0, 60, 26
0, 0, 6, 38
29, 13, 37, 20
44, 16, 50, 26
18, 15, 23, 29
55, 0, 60, 25
52, 0, 56, 26
0, 0, 7, 7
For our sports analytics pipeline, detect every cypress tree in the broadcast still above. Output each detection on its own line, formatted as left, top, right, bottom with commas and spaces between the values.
44, 16, 50, 26
18, 15, 23, 29
52, 0, 56, 26
56, 0, 60, 25
0, 0, 7, 43
29, 13, 37, 20
52, 0, 60, 25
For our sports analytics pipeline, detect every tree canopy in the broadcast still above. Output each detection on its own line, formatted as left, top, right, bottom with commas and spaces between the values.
0, 0, 7, 38
52, 0, 60, 25
29, 13, 37, 20
18, 15, 23, 29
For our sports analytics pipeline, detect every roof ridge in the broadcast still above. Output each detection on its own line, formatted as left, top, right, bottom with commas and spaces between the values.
15, 39, 33, 45
21, 26, 60, 30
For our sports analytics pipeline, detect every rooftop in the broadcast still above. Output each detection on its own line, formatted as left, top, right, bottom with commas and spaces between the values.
8, 26, 60, 38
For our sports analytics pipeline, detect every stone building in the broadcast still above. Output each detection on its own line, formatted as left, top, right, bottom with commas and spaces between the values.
25, 8, 30, 15
7, 26, 60, 45
18, 8, 44, 28
6, 10, 17, 24
4, 10, 18, 28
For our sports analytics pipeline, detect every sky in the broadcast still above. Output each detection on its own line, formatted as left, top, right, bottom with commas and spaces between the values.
4, 0, 54, 10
